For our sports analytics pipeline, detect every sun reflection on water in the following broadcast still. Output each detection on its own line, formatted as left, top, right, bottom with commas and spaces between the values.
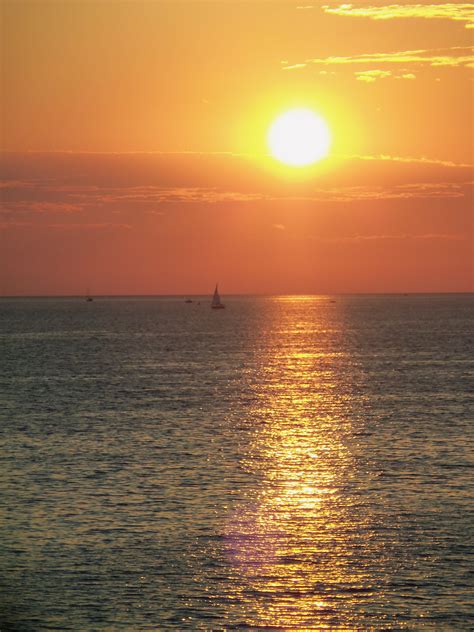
223, 297, 375, 628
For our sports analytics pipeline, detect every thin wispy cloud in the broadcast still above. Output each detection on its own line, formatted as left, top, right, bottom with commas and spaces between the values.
351, 153, 473, 167
49, 223, 131, 231
311, 232, 466, 243
0, 220, 132, 231
281, 63, 308, 71
321, 3, 474, 29
91, 187, 268, 205
0, 221, 34, 230
355, 69, 393, 82
1, 182, 468, 217
1, 153, 471, 227
0, 180, 37, 190
0, 201, 82, 215
354, 69, 417, 82
46, 186, 269, 206
287, 182, 469, 203
282, 46, 474, 73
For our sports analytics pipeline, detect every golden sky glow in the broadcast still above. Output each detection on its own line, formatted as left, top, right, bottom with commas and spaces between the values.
0, 1, 472, 294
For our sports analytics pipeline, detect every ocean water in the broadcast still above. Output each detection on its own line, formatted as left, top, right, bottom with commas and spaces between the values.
0, 294, 473, 631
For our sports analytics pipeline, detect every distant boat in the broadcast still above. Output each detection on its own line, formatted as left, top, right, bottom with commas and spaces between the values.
86, 296, 93, 302
185, 298, 193, 304
211, 283, 225, 309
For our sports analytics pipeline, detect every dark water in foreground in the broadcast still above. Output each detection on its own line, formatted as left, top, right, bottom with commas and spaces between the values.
0, 295, 473, 631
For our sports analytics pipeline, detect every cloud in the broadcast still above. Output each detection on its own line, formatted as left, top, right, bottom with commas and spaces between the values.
87, 186, 268, 205
354, 69, 416, 82
355, 69, 417, 82
321, 3, 474, 29
33, 185, 269, 207
285, 182, 470, 203
348, 153, 472, 167
0, 179, 37, 190
281, 63, 308, 71
3, 182, 468, 212
1, 152, 471, 220
0, 201, 82, 215
311, 232, 466, 243
282, 46, 474, 73
355, 69, 393, 82
0, 221, 35, 230
0, 218, 131, 231
49, 223, 131, 231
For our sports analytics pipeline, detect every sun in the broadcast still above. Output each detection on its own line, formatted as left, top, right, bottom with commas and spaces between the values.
267, 108, 331, 167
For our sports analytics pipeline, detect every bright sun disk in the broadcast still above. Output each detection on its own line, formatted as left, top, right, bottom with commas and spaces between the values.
268, 108, 331, 167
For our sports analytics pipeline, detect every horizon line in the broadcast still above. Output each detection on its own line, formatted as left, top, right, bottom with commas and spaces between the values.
1, 291, 472, 299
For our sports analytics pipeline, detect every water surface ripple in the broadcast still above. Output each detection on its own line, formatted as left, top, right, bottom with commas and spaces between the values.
1, 295, 473, 630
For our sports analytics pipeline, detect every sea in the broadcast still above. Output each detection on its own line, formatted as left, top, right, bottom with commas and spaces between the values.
0, 294, 473, 631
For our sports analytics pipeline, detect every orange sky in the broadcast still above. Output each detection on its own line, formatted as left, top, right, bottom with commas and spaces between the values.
1, 1, 473, 295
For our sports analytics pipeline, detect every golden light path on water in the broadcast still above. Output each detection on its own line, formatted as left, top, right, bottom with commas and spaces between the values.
223, 296, 381, 629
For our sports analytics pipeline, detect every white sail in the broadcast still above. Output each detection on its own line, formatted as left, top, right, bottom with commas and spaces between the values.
211, 283, 225, 308
212, 284, 220, 306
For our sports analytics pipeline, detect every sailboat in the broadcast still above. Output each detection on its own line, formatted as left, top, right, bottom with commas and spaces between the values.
211, 283, 225, 309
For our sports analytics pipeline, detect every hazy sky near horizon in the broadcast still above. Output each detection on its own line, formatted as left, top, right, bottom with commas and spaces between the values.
1, 1, 473, 294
